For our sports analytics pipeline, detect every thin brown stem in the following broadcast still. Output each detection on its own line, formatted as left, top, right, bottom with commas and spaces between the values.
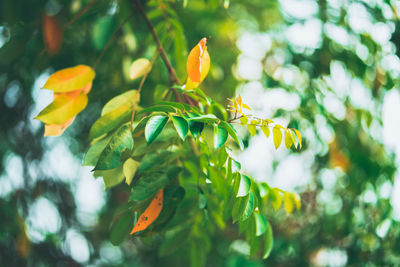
130, 51, 159, 127
134, 0, 181, 85
94, 12, 134, 69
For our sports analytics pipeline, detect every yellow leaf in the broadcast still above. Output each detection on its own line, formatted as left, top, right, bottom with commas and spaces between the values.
270, 188, 282, 211
44, 117, 75, 136
129, 58, 152, 80
130, 188, 163, 235
289, 129, 298, 149
123, 158, 140, 185
248, 120, 258, 136
43, 65, 95, 93
284, 192, 294, 214
186, 38, 210, 83
284, 130, 293, 149
294, 129, 302, 148
261, 125, 270, 138
242, 103, 251, 110
35, 93, 88, 125
237, 94, 242, 106
272, 126, 282, 149
240, 115, 248, 126
291, 193, 301, 210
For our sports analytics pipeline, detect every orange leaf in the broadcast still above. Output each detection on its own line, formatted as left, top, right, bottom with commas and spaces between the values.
186, 38, 210, 83
43, 14, 63, 54
130, 188, 163, 235
54, 82, 93, 100
44, 117, 75, 136
43, 65, 95, 93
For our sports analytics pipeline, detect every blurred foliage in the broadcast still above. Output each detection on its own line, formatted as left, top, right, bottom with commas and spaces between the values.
1, 0, 400, 266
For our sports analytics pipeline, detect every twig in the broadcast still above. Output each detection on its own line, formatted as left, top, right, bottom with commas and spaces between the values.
130, 51, 159, 127
134, 0, 181, 86
40, 0, 98, 56
94, 12, 134, 69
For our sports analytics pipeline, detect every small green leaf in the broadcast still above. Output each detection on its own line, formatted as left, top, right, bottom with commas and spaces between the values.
123, 158, 140, 185
94, 164, 125, 190
289, 129, 298, 148
145, 115, 169, 144
129, 58, 151, 80
159, 226, 192, 256
232, 194, 250, 223
35, 93, 87, 124
284, 130, 293, 149
187, 114, 219, 124
89, 105, 131, 140
237, 174, 251, 197
270, 188, 282, 211
83, 135, 112, 166
214, 125, 228, 149
241, 192, 255, 221
219, 121, 244, 150
110, 212, 135, 246
198, 191, 207, 209
254, 212, 267, 236
188, 121, 204, 140
240, 116, 248, 126
131, 173, 168, 201
272, 126, 282, 149
94, 124, 134, 170
171, 116, 188, 140
262, 221, 273, 259
261, 125, 270, 138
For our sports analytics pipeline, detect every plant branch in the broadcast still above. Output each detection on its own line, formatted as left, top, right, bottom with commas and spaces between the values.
134, 0, 181, 86
94, 12, 134, 69
130, 51, 159, 127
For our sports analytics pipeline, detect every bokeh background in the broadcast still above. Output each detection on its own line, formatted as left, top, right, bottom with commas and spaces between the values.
1, 0, 400, 266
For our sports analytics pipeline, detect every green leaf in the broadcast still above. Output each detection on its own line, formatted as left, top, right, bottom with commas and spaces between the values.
159, 226, 191, 257
262, 221, 274, 259
254, 212, 267, 236
249, 235, 262, 258
237, 174, 251, 197
92, 16, 117, 50
131, 173, 169, 201
272, 126, 282, 149
94, 164, 125, 190
219, 121, 244, 150
270, 188, 282, 211
94, 124, 134, 170
35, 93, 87, 124
101, 90, 138, 116
123, 158, 140, 185
83, 135, 112, 166
261, 125, 270, 138
240, 116, 248, 126
198, 191, 207, 209
188, 121, 204, 140
187, 114, 219, 124
110, 212, 135, 246
137, 105, 176, 115
156, 101, 198, 113
214, 125, 228, 149
89, 105, 131, 140
145, 115, 169, 144
232, 193, 250, 223
171, 116, 188, 140
284, 130, 293, 149
138, 151, 172, 173
241, 192, 255, 221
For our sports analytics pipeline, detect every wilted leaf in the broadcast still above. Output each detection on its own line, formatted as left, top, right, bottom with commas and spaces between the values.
35, 93, 87, 125
130, 58, 152, 80
43, 65, 95, 93
145, 115, 169, 144
43, 14, 63, 54
130, 188, 164, 235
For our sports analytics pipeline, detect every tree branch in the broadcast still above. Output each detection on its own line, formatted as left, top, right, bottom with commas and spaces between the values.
133, 0, 181, 86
